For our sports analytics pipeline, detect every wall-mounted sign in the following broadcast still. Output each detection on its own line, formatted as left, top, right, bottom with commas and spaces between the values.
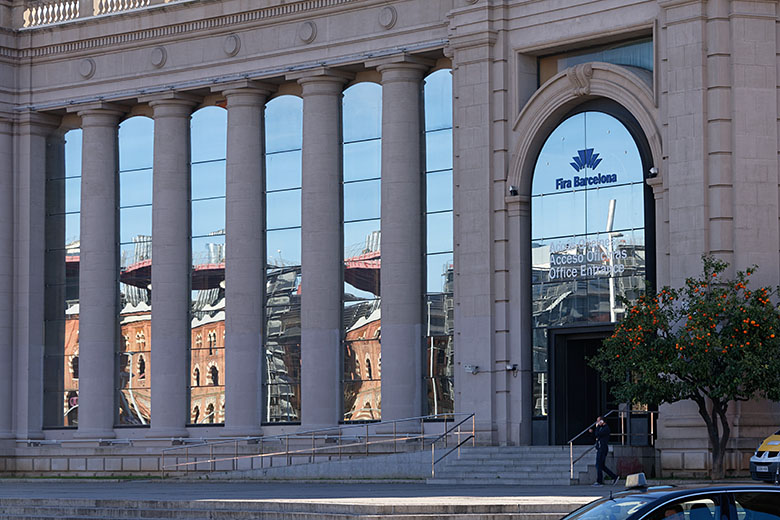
554, 148, 618, 190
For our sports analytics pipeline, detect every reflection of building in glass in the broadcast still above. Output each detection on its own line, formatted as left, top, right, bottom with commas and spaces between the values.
265, 265, 301, 422
425, 262, 454, 415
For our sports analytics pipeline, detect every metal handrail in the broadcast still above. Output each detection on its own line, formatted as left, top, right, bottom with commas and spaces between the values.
568, 410, 656, 479
160, 412, 475, 478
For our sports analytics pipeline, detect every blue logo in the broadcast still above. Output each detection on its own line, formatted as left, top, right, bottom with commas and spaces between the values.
570, 148, 602, 172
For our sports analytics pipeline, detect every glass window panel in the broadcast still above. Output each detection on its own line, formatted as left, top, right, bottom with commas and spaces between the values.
265, 95, 303, 154
117, 388, 151, 425
65, 213, 80, 245
532, 191, 586, 240
586, 183, 644, 234
119, 205, 152, 244
192, 235, 225, 267
532, 280, 587, 328
425, 295, 454, 337
264, 383, 301, 422
191, 161, 226, 200
342, 381, 381, 421
64, 129, 83, 178
426, 253, 454, 294
119, 169, 153, 207
426, 377, 454, 416
533, 372, 548, 416
426, 212, 453, 254
343, 299, 380, 330
733, 493, 780, 520
425, 129, 453, 172
188, 385, 225, 424
343, 140, 381, 182
532, 329, 548, 371
344, 220, 380, 260
266, 150, 302, 192
425, 336, 454, 377
266, 190, 301, 230
118, 117, 154, 172
64, 177, 81, 213
344, 180, 380, 222
344, 278, 380, 301
191, 198, 225, 237
426, 170, 453, 213
343, 339, 380, 381
191, 107, 227, 163
424, 69, 453, 132
342, 83, 382, 143
267, 228, 301, 267
532, 114, 586, 196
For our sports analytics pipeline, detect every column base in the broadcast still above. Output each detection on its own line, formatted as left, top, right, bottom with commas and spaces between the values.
73, 429, 116, 440
145, 427, 189, 440
220, 426, 263, 439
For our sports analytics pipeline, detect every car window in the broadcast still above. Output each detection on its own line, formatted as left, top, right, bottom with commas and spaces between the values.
733, 492, 780, 520
563, 497, 654, 520
646, 496, 720, 520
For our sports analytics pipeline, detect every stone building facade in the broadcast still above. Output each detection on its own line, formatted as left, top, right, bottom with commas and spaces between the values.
1, 0, 779, 477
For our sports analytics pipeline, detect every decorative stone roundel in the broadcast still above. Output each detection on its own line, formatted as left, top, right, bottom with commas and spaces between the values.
378, 6, 397, 29
150, 46, 167, 68
78, 58, 95, 79
224, 34, 241, 57
298, 21, 317, 44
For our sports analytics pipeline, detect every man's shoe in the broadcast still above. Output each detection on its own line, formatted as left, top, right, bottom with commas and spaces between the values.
612, 476, 620, 486
592, 482, 603, 487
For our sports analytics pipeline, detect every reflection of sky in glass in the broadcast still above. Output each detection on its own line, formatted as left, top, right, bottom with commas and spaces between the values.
266, 151, 302, 191
342, 82, 381, 142
426, 129, 453, 172
267, 228, 301, 266
343, 180, 380, 222
426, 212, 453, 254
64, 129, 82, 179
344, 220, 380, 259
119, 117, 153, 171
191, 107, 227, 163
265, 95, 302, 154
266, 190, 301, 229
192, 161, 226, 199
119, 117, 154, 244
426, 171, 453, 213
424, 70, 453, 132
424, 69, 454, 297
426, 253, 453, 293
192, 198, 225, 237
265, 95, 302, 268
344, 140, 381, 182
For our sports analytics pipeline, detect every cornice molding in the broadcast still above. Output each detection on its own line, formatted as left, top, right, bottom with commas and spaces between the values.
14, 0, 365, 59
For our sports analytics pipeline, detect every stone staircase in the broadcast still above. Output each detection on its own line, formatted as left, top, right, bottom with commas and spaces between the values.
428, 446, 597, 486
0, 497, 584, 520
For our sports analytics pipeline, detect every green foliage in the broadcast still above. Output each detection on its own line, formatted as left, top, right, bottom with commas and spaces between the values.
591, 256, 780, 408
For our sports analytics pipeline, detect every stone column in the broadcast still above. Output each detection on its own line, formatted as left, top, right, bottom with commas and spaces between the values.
75, 107, 123, 439
0, 118, 14, 438
146, 96, 197, 438
14, 112, 61, 440
371, 58, 429, 422
221, 83, 271, 436
291, 69, 350, 428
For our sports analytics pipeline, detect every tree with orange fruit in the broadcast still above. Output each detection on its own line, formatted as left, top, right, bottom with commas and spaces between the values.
591, 256, 780, 479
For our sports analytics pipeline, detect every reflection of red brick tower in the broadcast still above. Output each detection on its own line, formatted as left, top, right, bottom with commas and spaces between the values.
190, 314, 225, 424
118, 308, 152, 424
343, 307, 381, 421
63, 313, 80, 426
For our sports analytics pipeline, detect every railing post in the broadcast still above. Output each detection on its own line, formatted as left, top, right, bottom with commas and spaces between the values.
365, 423, 369, 456
311, 431, 315, 463
393, 421, 397, 453
185, 446, 189, 475
621, 411, 626, 446
570, 442, 574, 480
471, 414, 475, 446
285, 436, 290, 466
444, 415, 448, 448
338, 427, 342, 461
420, 418, 424, 450
260, 439, 264, 469
650, 411, 655, 446
161, 452, 165, 478
457, 424, 461, 458
210, 444, 214, 472
431, 442, 435, 478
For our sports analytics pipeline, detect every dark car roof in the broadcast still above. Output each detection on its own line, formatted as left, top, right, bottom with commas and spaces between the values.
574, 484, 780, 520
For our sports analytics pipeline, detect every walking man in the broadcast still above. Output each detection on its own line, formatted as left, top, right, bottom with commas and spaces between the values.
589, 416, 618, 486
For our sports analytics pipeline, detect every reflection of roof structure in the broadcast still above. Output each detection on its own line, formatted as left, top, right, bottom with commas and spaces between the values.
344, 250, 380, 296
120, 259, 225, 291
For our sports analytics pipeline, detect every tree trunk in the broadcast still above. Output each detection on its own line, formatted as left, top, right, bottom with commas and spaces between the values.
693, 396, 730, 480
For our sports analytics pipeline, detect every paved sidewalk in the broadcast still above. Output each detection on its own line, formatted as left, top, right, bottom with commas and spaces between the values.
0, 479, 612, 506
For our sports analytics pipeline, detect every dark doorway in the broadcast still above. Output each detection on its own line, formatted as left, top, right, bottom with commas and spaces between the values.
550, 328, 616, 445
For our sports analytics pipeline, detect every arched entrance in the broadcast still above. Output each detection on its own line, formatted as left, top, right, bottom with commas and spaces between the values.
509, 63, 662, 445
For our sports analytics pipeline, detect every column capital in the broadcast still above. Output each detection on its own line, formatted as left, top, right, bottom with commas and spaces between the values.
16, 110, 62, 134
367, 54, 434, 74
139, 92, 200, 112
288, 67, 354, 90
66, 101, 126, 118
215, 79, 275, 99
